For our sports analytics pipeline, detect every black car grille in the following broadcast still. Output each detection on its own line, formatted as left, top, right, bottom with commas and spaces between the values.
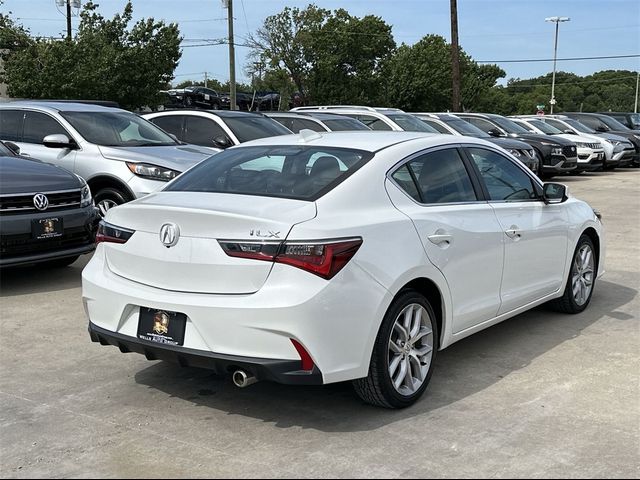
562, 145, 577, 158
0, 189, 81, 215
0, 225, 93, 258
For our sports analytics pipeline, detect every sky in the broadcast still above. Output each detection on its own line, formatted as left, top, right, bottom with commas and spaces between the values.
3, 0, 639, 87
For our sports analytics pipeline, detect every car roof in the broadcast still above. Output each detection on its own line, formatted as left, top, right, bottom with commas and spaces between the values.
0, 100, 125, 113
234, 130, 491, 153
264, 111, 358, 121
147, 109, 266, 119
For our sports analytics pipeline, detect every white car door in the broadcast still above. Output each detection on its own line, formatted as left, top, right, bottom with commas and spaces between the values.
465, 146, 569, 314
386, 147, 505, 334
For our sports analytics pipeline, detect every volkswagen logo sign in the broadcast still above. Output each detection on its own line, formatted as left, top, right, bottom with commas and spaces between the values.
159, 223, 180, 248
33, 193, 49, 211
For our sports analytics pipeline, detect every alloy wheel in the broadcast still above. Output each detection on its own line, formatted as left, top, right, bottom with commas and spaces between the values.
388, 303, 434, 396
572, 243, 595, 306
97, 199, 118, 217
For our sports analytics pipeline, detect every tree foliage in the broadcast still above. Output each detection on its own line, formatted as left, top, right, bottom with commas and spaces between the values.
248, 4, 395, 105
3, 2, 181, 110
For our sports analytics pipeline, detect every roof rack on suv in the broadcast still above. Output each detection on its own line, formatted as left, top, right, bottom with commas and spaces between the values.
291, 105, 404, 113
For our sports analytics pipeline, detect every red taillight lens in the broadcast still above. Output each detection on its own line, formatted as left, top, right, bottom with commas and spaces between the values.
291, 339, 315, 372
218, 238, 362, 280
95, 221, 135, 245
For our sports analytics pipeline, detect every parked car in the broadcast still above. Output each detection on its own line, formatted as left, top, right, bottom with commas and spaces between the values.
220, 92, 255, 111
291, 106, 439, 133
0, 102, 218, 216
265, 111, 371, 132
413, 113, 539, 172
162, 87, 222, 110
533, 115, 635, 169
509, 117, 604, 172
0, 140, 99, 267
562, 112, 640, 166
455, 112, 578, 178
598, 112, 640, 130
143, 110, 292, 149
255, 92, 281, 111
84, 131, 604, 408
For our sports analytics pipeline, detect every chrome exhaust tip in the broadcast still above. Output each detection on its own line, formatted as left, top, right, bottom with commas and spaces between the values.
232, 370, 258, 388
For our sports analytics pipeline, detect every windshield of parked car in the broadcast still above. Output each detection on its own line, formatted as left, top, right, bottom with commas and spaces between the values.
443, 118, 490, 137
223, 116, 292, 143
564, 118, 597, 134
165, 145, 373, 201
61, 111, 178, 147
322, 118, 371, 131
630, 113, 640, 128
528, 119, 563, 134
598, 115, 631, 131
0, 142, 14, 156
491, 116, 530, 134
386, 114, 438, 133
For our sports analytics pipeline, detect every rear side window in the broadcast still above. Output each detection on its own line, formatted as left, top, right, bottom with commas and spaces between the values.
23, 112, 68, 144
151, 115, 185, 140
166, 145, 372, 201
393, 148, 477, 204
0, 110, 23, 142
468, 147, 537, 201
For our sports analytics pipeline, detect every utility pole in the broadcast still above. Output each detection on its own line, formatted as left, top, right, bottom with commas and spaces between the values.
635, 69, 639, 114
204, 72, 208, 88
66, 0, 72, 41
450, 0, 461, 112
224, 0, 237, 110
545, 16, 570, 114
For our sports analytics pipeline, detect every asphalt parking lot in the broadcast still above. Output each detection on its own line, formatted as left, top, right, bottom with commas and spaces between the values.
1, 169, 639, 478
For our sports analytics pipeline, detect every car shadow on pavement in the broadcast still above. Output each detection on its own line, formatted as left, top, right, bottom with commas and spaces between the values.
133, 277, 637, 433
0, 255, 90, 297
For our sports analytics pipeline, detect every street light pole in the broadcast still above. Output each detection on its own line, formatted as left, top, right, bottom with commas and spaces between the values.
223, 0, 237, 111
545, 16, 570, 114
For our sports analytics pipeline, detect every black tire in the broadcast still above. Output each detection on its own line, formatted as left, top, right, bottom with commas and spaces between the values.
43, 255, 80, 268
534, 148, 550, 180
353, 290, 438, 409
549, 234, 597, 314
94, 187, 130, 217
212, 101, 220, 110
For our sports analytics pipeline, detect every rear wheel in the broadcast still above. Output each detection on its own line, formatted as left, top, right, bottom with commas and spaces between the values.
353, 290, 438, 408
94, 188, 130, 217
550, 234, 596, 313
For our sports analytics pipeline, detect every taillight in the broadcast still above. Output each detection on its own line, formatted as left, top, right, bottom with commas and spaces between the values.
218, 238, 362, 280
96, 220, 135, 245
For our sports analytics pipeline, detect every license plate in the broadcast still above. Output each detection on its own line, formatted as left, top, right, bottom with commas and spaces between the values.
137, 307, 187, 346
32, 217, 63, 239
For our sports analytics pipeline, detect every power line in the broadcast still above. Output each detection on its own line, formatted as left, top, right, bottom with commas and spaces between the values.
478, 54, 640, 64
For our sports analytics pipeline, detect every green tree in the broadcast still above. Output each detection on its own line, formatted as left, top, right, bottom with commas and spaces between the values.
3, 1, 181, 110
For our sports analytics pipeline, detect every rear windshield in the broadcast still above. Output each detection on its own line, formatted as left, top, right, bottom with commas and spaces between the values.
165, 145, 373, 201
223, 116, 292, 143
322, 118, 370, 131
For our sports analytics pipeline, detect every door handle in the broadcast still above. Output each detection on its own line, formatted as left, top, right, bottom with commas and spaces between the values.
504, 228, 522, 240
427, 233, 453, 246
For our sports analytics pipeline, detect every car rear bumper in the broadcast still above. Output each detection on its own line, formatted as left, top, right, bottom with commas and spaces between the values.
89, 322, 323, 385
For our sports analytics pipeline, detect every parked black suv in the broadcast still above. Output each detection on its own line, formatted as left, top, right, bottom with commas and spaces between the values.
598, 112, 640, 130
0, 141, 99, 267
162, 87, 222, 110
456, 113, 578, 178
563, 112, 640, 166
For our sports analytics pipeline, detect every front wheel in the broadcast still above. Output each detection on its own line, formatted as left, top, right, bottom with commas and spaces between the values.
549, 234, 597, 313
94, 188, 130, 218
353, 290, 438, 408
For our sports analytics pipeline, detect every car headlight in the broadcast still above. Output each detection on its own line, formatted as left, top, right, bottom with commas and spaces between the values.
551, 147, 563, 155
634, 134, 640, 141
74, 174, 94, 207
126, 162, 180, 181
605, 139, 620, 146
575, 142, 589, 148
507, 149, 522, 157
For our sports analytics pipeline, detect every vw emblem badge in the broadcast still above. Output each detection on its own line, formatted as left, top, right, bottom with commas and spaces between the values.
159, 223, 180, 248
33, 193, 49, 211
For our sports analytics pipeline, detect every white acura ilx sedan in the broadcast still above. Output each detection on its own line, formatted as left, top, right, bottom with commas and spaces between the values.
83, 131, 604, 408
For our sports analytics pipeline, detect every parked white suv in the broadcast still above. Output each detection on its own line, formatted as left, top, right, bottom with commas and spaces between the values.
0, 101, 218, 215
290, 106, 438, 133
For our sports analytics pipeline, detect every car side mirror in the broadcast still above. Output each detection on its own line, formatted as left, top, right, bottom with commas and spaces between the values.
213, 135, 232, 149
564, 129, 575, 135
3, 141, 20, 155
487, 128, 502, 137
543, 182, 567, 204
595, 125, 608, 133
43, 134, 76, 149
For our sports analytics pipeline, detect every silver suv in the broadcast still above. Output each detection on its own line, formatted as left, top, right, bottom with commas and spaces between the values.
0, 102, 218, 215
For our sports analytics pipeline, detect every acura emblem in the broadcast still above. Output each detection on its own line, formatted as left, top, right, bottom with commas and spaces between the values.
159, 223, 180, 248
33, 193, 49, 211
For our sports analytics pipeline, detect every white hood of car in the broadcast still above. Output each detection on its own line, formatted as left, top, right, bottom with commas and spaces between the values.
98, 144, 220, 173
